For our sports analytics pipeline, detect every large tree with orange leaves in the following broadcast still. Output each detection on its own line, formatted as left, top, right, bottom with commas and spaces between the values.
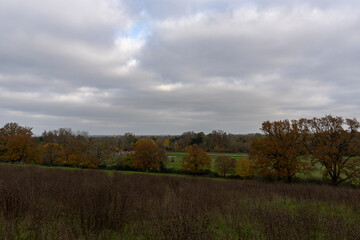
0, 122, 39, 163
181, 145, 211, 174
236, 157, 255, 178
305, 115, 360, 185
250, 119, 309, 182
133, 138, 167, 171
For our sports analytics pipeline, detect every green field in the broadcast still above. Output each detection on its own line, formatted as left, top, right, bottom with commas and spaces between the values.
0, 151, 332, 182
166, 151, 247, 171
166, 152, 330, 182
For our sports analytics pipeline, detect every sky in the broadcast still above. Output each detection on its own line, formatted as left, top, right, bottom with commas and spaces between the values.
1, 0, 360, 135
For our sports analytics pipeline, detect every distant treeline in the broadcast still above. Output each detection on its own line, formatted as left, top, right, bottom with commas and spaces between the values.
1, 115, 360, 185
0, 123, 259, 169
88, 130, 262, 153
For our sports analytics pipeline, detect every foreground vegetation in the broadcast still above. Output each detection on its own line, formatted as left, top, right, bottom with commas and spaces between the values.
0, 165, 359, 240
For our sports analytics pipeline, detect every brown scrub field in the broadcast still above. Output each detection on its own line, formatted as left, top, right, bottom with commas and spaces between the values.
0, 164, 359, 240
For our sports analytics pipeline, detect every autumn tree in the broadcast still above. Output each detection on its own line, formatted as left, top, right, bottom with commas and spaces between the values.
119, 133, 137, 151
42, 143, 65, 166
0, 122, 33, 137
79, 153, 100, 169
41, 128, 96, 168
163, 138, 170, 149
0, 123, 39, 163
178, 131, 196, 150
215, 156, 236, 177
121, 153, 134, 169
133, 138, 167, 171
41, 128, 74, 145
305, 116, 360, 185
250, 119, 308, 182
205, 130, 227, 152
236, 157, 255, 178
181, 145, 211, 174
87, 138, 113, 167
174, 142, 179, 151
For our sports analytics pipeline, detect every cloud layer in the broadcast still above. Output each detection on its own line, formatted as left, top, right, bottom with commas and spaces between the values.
1, 0, 360, 135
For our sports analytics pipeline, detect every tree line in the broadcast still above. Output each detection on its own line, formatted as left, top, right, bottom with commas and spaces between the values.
163, 130, 262, 153
250, 115, 360, 185
0, 123, 258, 168
1, 115, 360, 185
0, 123, 255, 179
126, 130, 261, 153
0, 124, 245, 177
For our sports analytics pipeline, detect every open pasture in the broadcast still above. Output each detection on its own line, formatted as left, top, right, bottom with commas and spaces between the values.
166, 152, 327, 181
166, 151, 247, 171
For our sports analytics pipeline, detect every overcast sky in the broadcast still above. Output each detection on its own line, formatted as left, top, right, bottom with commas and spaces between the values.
1, 0, 360, 135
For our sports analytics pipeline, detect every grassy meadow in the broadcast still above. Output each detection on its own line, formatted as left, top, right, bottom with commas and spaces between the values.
0, 164, 359, 240
166, 152, 247, 171
165, 152, 327, 182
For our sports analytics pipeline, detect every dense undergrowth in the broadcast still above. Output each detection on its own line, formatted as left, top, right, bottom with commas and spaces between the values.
0, 165, 359, 239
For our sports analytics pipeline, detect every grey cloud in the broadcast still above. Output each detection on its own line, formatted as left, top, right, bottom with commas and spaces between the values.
142, 7, 360, 80
1, 0, 360, 135
139, 6, 360, 108
0, 0, 135, 89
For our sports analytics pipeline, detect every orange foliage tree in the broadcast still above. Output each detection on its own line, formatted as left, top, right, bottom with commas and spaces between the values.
133, 138, 167, 171
181, 145, 211, 174
305, 116, 360, 185
41, 128, 100, 168
61, 138, 86, 167
42, 143, 65, 166
236, 157, 255, 178
214, 156, 236, 177
250, 119, 308, 182
80, 153, 100, 169
0, 123, 39, 163
163, 138, 170, 149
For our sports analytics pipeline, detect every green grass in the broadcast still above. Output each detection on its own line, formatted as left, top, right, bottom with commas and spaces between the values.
166, 152, 330, 182
166, 151, 248, 171
0, 162, 224, 181
0, 152, 333, 183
